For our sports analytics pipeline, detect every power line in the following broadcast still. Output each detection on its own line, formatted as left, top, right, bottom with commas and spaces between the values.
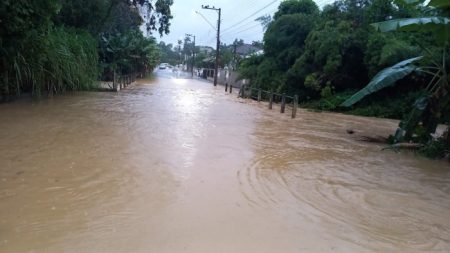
221, 0, 279, 33
227, 0, 259, 17
222, 0, 277, 33
222, 0, 332, 39
221, 8, 277, 37
195, 11, 216, 30
222, 22, 261, 37
220, 0, 335, 45
224, 25, 260, 42
221, 21, 256, 36
201, 4, 221, 86
230, 23, 262, 36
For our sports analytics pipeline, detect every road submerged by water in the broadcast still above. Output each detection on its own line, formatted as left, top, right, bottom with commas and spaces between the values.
0, 69, 449, 252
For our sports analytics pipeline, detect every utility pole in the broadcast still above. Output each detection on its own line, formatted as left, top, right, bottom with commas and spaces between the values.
201, 5, 221, 86
186, 33, 196, 77
177, 39, 183, 67
233, 42, 237, 71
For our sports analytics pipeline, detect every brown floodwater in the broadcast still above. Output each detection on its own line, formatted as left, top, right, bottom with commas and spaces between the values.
0, 70, 449, 252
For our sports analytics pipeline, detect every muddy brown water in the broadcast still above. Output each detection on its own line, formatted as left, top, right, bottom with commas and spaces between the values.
1, 72, 449, 252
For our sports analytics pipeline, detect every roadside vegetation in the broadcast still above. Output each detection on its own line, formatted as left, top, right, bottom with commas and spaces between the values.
238, 0, 449, 159
0, 0, 173, 101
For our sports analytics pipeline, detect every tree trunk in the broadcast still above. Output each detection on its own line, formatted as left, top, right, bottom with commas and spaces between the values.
444, 126, 450, 145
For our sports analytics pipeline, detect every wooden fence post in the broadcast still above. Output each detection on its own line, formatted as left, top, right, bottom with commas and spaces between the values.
113, 71, 117, 91
257, 89, 262, 102
281, 94, 286, 113
292, 95, 298, 119
269, 92, 273, 110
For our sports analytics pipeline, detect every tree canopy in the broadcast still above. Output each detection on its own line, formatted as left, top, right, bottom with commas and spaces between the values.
0, 0, 173, 100
238, 0, 450, 157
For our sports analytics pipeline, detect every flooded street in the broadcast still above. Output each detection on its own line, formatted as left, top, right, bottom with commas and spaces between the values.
1, 70, 449, 252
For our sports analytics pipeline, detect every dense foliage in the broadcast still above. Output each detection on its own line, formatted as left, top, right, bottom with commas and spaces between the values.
342, 0, 450, 156
158, 42, 179, 66
240, 0, 418, 97
0, 0, 173, 101
238, 0, 450, 158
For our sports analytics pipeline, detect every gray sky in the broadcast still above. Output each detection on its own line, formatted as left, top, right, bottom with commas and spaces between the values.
157, 0, 334, 47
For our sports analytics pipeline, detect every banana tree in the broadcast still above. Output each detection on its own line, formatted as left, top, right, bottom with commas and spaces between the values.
342, 0, 450, 144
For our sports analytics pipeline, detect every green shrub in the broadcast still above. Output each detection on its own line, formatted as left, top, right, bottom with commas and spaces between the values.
420, 138, 450, 159
1, 27, 99, 99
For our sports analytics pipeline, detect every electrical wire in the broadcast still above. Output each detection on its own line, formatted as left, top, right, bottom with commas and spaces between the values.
195, 11, 217, 30
227, 0, 259, 17
230, 23, 262, 36
216, 0, 335, 45
221, 0, 332, 39
221, 7, 277, 37
221, 0, 279, 33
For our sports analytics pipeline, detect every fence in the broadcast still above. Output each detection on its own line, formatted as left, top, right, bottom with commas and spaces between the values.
199, 68, 247, 88
236, 84, 299, 119
100, 72, 145, 92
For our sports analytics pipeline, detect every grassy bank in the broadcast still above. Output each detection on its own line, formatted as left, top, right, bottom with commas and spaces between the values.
300, 90, 425, 120
299, 90, 449, 160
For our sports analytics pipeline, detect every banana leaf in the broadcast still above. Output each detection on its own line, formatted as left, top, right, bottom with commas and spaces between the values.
372, 16, 450, 45
394, 0, 424, 5
341, 56, 422, 107
372, 17, 450, 32
429, 0, 450, 8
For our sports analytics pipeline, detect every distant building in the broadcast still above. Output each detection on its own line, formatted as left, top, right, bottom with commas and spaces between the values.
235, 44, 261, 58
198, 46, 214, 54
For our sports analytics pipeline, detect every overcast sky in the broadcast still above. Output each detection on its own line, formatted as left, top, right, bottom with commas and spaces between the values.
155, 0, 334, 47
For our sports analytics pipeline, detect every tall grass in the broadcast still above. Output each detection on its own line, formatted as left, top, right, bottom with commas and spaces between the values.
1, 27, 99, 101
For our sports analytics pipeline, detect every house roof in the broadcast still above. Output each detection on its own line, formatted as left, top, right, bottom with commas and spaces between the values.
236, 44, 261, 56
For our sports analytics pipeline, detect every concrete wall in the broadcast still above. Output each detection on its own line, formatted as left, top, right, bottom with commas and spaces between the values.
200, 68, 247, 88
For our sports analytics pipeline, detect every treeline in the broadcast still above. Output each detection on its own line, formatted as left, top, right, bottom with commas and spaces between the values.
158, 38, 261, 71
239, 0, 421, 114
239, 0, 449, 158
0, 0, 173, 101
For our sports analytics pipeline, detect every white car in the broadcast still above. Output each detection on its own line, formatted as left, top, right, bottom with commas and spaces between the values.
159, 63, 169, 69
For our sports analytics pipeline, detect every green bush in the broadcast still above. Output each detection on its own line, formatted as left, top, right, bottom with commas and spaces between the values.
420, 138, 450, 159
1, 27, 99, 100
